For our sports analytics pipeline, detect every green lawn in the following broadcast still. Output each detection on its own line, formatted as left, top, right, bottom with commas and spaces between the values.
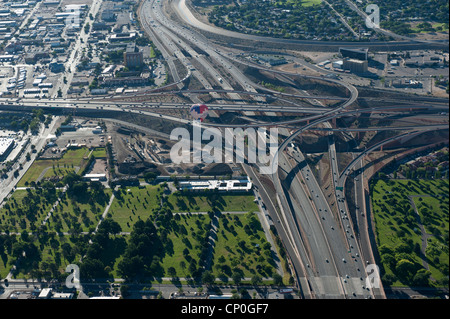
157, 212, 278, 281
371, 178, 449, 287
300, 0, 322, 7
411, 22, 449, 33
0, 184, 275, 284
94, 234, 128, 279
160, 213, 212, 278
412, 195, 449, 237
211, 212, 277, 280
285, 0, 322, 7
0, 188, 60, 233
4, 235, 86, 280
18, 147, 91, 187
166, 193, 259, 213
108, 185, 163, 232
108, 187, 260, 232
50, 188, 112, 233
432, 22, 449, 31
0, 247, 10, 279
91, 147, 107, 158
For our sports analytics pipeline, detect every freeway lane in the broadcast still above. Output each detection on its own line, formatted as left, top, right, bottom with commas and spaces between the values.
138, 0, 185, 90
279, 149, 347, 298
333, 130, 443, 298
147, 0, 266, 103
352, 158, 383, 297
266, 75, 427, 298
338, 131, 432, 185
327, 126, 379, 298
285, 144, 373, 298
1, 98, 447, 133
142, 0, 264, 105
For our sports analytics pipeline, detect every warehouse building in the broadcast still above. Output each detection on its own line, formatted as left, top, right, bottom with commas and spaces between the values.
0, 137, 14, 162
178, 178, 252, 193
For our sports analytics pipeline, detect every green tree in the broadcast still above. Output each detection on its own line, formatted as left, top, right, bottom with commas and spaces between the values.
232, 270, 242, 285
395, 259, 416, 280
167, 266, 177, 278
273, 273, 283, 286
202, 270, 215, 286
412, 269, 431, 287
251, 274, 262, 286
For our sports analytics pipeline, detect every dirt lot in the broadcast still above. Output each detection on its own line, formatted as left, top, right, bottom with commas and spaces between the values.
88, 159, 107, 175
274, 63, 323, 77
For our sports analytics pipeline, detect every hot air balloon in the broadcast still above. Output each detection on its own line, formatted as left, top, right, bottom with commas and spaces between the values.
190, 104, 208, 122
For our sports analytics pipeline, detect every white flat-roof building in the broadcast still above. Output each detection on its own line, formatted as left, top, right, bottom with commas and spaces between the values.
0, 55, 15, 62
178, 178, 252, 192
390, 59, 399, 66
65, 4, 88, 11
38, 288, 52, 299
332, 60, 344, 69
83, 173, 107, 182
0, 137, 14, 161
93, 126, 103, 134
0, 20, 17, 27
43, 0, 60, 5
52, 292, 74, 299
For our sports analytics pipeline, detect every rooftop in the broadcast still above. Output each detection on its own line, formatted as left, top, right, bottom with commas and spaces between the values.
178, 178, 252, 192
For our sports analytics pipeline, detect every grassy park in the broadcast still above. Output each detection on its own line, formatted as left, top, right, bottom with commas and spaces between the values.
158, 213, 212, 279
300, 0, 322, 7
18, 147, 92, 187
371, 178, 449, 287
0, 180, 281, 285
108, 184, 260, 232
0, 232, 88, 280
108, 185, 163, 232
0, 187, 60, 233
166, 192, 259, 213
211, 212, 278, 281
49, 188, 112, 233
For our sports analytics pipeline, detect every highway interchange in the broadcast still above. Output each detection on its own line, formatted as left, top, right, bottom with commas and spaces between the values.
0, 0, 448, 299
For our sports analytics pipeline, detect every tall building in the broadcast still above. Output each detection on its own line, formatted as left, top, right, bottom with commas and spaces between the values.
343, 58, 368, 74
123, 43, 143, 69
339, 47, 368, 61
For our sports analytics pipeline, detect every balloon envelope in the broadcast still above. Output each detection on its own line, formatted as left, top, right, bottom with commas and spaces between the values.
190, 104, 208, 121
